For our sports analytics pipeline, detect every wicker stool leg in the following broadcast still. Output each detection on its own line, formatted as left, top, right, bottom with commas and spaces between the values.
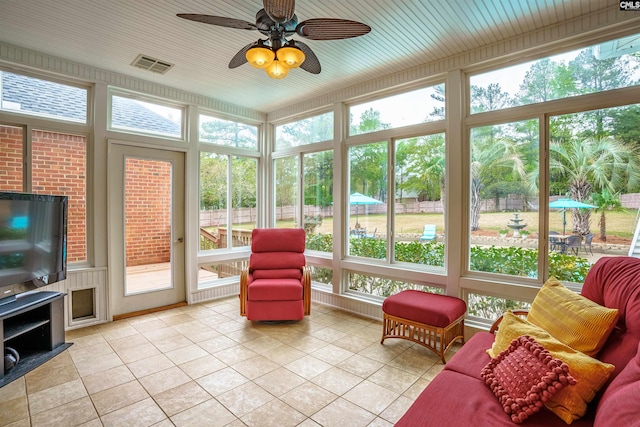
381, 313, 465, 363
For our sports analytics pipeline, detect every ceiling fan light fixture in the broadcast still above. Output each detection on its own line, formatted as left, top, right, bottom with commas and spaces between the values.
246, 45, 275, 69
277, 46, 305, 68
265, 60, 290, 79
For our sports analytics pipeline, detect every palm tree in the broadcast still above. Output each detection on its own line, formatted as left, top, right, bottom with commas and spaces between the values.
591, 189, 625, 242
470, 136, 526, 231
550, 137, 640, 234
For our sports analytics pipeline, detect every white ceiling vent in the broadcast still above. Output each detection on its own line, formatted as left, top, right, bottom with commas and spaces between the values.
131, 54, 174, 74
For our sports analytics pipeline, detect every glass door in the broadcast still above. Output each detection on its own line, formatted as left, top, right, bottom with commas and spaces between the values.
108, 143, 185, 317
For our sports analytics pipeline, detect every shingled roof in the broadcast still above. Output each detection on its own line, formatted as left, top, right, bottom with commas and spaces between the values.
2, 71, 181, 135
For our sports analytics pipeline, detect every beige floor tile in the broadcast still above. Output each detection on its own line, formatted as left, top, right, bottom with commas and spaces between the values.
165, 343, 209, 365
241, 398, 307, 427
214, 344, 258, 365
28, 378, 87, 415
402, 377, 430, 400
90, 380, 149, 416
310, 367, 363, 395
115, 342, 162, 364
253, 367, 306, 397
82, 364, 136, 395
171, 320, 220, 343
280, 382, 338, 417
74, 351, 124, 378
311, 397, 376, 427
231, 355, 280, 380
99, 324, 140, 342
198, 335, 239, 354
387, 345, 439, 376
196, 367, 249, 396
159, 313, 193, 327
152, 333, 194, 353
367, 365, 420, 394
68, 341, 114, 362
170, 398, 236, 427
332, 333, 375, 353
30, 396, 97, 427
127, 353, 175, 378
311, 343, 355, 365
99, 397, 166, 427
0, 395, 29, 426
0, 377, 26, 403
21, 300, 447, 426
379, 395, 415, 424
25, 359, 80, 394
179, 354, 226, 379
337, 354, 384, 378
153, 381, 211, 417
138, 366, 191, 396
143, 326, 181, 343
342, 380, 399, 415
284, 354, 332, 379
262, 344, 306, 365
216, 382, 275, 417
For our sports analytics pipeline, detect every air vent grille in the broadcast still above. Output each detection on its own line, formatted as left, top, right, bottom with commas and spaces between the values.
131, 54, 174, 74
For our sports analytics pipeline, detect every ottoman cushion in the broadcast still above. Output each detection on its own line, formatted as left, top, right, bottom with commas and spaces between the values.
383, 290, 466, 327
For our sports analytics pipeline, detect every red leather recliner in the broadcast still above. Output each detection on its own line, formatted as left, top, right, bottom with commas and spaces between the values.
240, 228, 310, 321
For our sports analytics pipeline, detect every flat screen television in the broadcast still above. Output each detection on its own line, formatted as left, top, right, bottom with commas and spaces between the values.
0, 192, 68, 306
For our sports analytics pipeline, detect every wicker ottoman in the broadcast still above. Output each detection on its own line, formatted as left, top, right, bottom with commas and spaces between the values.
381, 290, 467, 363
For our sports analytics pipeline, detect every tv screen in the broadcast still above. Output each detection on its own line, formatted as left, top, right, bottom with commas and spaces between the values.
0, 192, 67, 304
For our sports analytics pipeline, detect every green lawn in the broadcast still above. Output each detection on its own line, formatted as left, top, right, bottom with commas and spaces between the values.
210, 210, 637, 242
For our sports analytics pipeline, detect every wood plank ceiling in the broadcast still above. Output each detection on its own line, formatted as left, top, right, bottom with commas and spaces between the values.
0, 0, 622, 113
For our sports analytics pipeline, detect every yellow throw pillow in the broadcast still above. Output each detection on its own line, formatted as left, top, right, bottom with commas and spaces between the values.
488, 311, 615, 424
527, 277, 619, 357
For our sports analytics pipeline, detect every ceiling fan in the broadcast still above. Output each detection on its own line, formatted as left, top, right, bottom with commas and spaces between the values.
177, 0, 371, 79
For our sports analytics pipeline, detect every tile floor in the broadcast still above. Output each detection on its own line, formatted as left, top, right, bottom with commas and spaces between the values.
0, 297, 454, 427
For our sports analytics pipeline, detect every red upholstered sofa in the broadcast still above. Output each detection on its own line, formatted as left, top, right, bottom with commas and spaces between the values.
396, 256, 640, 426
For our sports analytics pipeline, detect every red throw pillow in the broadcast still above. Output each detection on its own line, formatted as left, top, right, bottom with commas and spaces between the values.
481, 335, 576, 424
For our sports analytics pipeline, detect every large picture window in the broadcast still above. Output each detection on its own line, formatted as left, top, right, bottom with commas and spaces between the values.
470, 32, 640, 114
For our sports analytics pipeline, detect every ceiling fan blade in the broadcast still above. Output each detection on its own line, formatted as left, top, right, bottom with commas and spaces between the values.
177, 14, 257, 30
229, 42, 257, 69
296, 18, 371, 40
295, 41, 321, 74
263, 0, 296, 23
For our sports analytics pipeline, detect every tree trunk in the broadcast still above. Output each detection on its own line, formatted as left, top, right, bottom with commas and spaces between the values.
599, 211, 607, 242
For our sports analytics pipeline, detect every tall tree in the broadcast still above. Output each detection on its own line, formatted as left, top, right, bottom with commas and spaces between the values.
591, 189, 625, 242
550, 137, 640, 234
470, 135, 526, 230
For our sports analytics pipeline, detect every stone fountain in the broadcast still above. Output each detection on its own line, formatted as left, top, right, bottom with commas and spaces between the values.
507, 213, 527, 237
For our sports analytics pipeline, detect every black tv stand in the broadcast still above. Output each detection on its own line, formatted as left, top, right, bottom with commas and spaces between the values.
0, 291, 69, 386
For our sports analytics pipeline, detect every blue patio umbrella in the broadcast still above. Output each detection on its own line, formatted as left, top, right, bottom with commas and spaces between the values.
350, 192, 382, 224
549, 198, 596, 235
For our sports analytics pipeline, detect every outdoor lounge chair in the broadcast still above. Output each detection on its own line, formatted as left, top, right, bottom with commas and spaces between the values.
420, 224, 437, 242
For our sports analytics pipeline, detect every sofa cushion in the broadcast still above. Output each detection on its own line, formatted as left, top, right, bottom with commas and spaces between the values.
481, 335, 575, 424
528, 277, 619, 356
594, 340, 640, 426
581, 256, 640, 380
445, 331, 495, 378
396, 369, 590, 427
488, 311, 614, 424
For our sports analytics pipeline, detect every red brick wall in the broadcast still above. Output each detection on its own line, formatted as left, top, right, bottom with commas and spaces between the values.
0, 126, 87, 262
125, 158, 171, 266
0, 125, 23, 192
32, 130, 87, 263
